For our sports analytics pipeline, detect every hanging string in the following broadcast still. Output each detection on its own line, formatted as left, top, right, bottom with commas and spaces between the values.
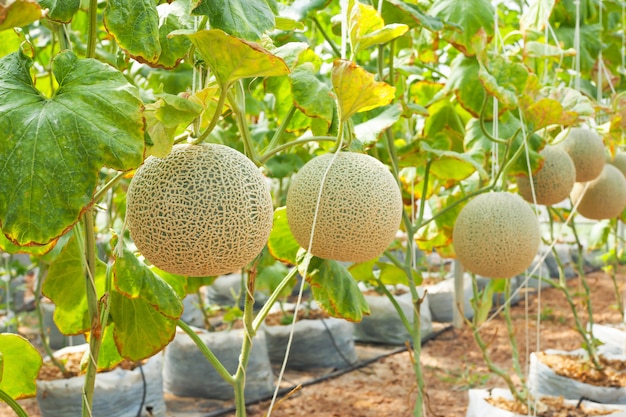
266, 3, 349, 414
574, 0, 581, 91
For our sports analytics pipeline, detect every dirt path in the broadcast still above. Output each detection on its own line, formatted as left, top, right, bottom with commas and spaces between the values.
2, 269, 623, 417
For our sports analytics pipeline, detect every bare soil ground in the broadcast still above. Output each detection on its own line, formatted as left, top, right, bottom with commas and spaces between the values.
2, 268, 624, 417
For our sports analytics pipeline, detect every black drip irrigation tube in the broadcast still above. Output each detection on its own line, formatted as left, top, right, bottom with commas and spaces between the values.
199, 324, 454, 417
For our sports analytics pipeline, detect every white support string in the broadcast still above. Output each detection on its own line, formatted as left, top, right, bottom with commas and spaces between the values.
574, 0, 581, 91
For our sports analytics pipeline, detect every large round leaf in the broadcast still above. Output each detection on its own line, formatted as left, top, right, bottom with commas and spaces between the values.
0, 334, 42, 399
0, 50, 145, 246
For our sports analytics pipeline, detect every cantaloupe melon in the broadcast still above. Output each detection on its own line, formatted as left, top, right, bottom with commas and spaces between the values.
570, 164, 626, 220
517, 146, 576, 206
286, 152, 402, 263
126, 143, 274, 276
452, 192, 540, 279
555, 127, 605, 182
609, 152, 626, 177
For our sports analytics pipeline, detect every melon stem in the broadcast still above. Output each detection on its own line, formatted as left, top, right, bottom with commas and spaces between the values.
0, 388, 29, 417
192, 84, 229, 146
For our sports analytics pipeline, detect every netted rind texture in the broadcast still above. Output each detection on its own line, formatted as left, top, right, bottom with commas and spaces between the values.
126, 144, 274, 276
286, 152, 402, 263
452, 192, 540, 279
570, 164, 626, 220
517, 146, 576, 206
556, 127, 605, 182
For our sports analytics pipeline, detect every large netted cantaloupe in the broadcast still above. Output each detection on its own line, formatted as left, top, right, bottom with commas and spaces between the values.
126, 143, 274, 276
570, 164, 626, 220
555, 127, 605, 182
452, 192, 540, 279
517, 146, 576, 206
286, 152, 403, 263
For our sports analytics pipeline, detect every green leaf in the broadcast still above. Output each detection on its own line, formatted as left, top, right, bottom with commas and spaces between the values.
290, 64, 334, 125
348, 259, 377, 282
156, 0, 194, 68
0, 334, 41, 399
180, 29, 289, 88
554, 23, 602, 73
149, 266, 188, 298
39, 0, 80, 23
420, 142, 487, 181
423, 100, 465, 153
42, 234, 107, 334
109, 288, 177, 361
587, 220, 611, 251
281, 0, 329, 21
104, 0, 161, 64
185, 276, 216, 293
0, 231, 56, 256
349, 2, 408, 54
381, 0, 443, 31
114, 248, 183, 320
301, 255, 370, 322
520, 0, 556, 32
97, 323, 124, 371
268, 207, 300, 264
441, 54, 492, 119
478, 54, 529, 109
265, 154, 304, 179
0, 28, 25, 58
525, 41, 576, 59
332, 59, 395, 122
353, 104, 402, 148
192, 0, 275, 41
0, 0, 42, 31
256, 261, 292, 296
0, 50, 144, 246
428, 0, 494, 56
379, 262, 421, 286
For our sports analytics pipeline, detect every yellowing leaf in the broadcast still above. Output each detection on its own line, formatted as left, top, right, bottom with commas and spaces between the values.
349, 1, 408, 54
0, 0, 42, 31
332, 59, 395, 122
180, 29, 289, 88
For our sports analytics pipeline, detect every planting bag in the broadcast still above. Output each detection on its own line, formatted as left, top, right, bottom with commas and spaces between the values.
528, 349, 626, 404
354, 289, 432, 345
426, 275, 474, 323
37, 345, 166, 417
163, 327, 274, 400
467, 388, 626, 417
264, 317, 358, 370
591, 323, 626, 356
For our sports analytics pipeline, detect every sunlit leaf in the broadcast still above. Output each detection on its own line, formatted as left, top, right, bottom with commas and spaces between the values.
300, 255, 370, 322
180, 29, 289, 88
349, 2, 408, 54
114, 248, 183, 320
420, 142, 487, 181
381, 0, 443, 31
109, 288, 177, 361
104, 0, 161, 64
98, 323, 124, 371
192, 0, 275, 41
0, 28, 24, 58
410, 80, 444, 107
0, 231, 56, 255
42, 234, 107, 335
290, 64, 334, 125
39, 0, 79, 23
478, 54, 529, 109
525, 41, 576, 59
428, 0, 494, 56
156, 0, 194, 68
332, 59, 395, 122
0, 334, 41, 399
0, 50, 144, 246
0, 0, 42, 31
520, 0, 555, 32
353, 104, 402, 148
268, 207, 300, 264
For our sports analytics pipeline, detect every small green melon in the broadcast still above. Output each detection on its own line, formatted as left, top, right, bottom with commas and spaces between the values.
570, 164, 626, 220
556, 127, 605, 182
452, 192, 540, 279
286, 152, 403, 263
517, 146, 576, 206
126, 143, 274, 276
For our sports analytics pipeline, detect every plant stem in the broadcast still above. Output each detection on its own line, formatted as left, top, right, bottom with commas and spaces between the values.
263, 105, 297, 154
176, 320, 235, 384
86, 0, 98, 59
479, 96, 508, 145
259, 136, 336, 164
229, 82, 260, 165
502, 280, 526, 385
34, 262, 68, 377
311, 17, 341, 58
81, 209, 102, 417
191, 85, 229, 145
610, 219, 624, 321
0, 389, 29, 417
252, 267, 298, 332
93, 171, 126, 203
